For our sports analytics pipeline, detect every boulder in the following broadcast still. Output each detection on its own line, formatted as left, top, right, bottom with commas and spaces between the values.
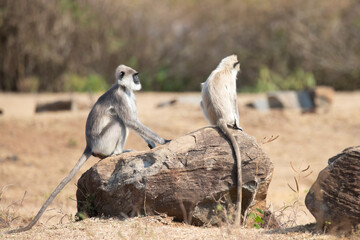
76, 127, 273, 225
305, 146, 360, 234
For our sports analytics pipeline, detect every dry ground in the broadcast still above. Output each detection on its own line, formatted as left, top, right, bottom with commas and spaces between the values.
0, 91, 359, 239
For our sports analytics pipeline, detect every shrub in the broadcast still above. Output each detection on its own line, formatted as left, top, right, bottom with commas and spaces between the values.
64, 73, 108, 92
254, 66, 316, 92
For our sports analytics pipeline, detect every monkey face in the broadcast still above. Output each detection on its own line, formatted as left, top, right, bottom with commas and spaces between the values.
115, 65, 142, 91
133, 73, 140, 84
219, 54, 240, 72
130, 73, 142, 91
233, 61, 240, 71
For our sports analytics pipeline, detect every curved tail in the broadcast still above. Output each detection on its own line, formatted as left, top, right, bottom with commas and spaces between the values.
6, 148, 92, 234
218, 119, 242, 225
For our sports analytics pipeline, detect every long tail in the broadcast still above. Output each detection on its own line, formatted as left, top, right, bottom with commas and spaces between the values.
6, 148, 92, 234
218, 119, 242, 226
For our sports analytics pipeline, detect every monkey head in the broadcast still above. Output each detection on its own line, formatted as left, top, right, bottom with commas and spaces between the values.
219, 54, 241, 73
115, 64, 142, 91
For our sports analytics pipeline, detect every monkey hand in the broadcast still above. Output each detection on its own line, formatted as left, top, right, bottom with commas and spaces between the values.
235, 126, 243, 131
232, 124, 243, 131
227, 123, 243, 131
147, 140, 156, 149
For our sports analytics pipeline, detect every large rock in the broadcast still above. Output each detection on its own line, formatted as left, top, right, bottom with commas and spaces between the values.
76, 127, 273, 225
305, 146, 360, 233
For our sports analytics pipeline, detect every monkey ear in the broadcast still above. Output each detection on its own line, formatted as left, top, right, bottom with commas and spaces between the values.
119, 71, 125, 80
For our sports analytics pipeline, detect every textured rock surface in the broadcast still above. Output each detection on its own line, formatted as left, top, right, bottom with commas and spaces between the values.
305, 146, 360, 233
76, 127, 273, 225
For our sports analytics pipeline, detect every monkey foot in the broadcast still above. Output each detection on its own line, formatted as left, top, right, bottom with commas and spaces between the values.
92, 152, 108, 159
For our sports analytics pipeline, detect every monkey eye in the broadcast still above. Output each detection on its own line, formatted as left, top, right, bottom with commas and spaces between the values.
119, 71, 125, 79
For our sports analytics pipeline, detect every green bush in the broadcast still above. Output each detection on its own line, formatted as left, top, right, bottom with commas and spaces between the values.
254, 66, 316, 92
64, 73, 108, 92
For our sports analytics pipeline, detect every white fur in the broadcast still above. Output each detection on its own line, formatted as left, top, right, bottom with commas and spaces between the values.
118, 75, 142, 91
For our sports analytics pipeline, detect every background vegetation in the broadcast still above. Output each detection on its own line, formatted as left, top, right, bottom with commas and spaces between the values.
0, 0, 359, 92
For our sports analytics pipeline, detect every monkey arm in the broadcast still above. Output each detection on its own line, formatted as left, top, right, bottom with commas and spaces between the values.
231, 89, 241, 130
234, 103, 242, 130
139, 135, 156, 149
125, 119, 167, 145
112, 102, 166, 145
140, 135, 171, 149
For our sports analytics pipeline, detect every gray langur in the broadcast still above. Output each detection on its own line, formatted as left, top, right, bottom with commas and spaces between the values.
7, 64, 169, 234
200, 55, 243, 225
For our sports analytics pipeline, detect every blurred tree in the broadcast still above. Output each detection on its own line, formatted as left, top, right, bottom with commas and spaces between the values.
0, 0, 359, 92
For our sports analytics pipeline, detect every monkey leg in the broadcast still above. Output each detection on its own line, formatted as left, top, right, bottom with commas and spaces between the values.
92, 121, 124, 156
121, 149, 136, 153
112, 124, 129, 155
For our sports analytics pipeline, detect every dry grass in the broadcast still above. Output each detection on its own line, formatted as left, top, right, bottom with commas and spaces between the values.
1, 216, 350, 240
0, 91, 359, 239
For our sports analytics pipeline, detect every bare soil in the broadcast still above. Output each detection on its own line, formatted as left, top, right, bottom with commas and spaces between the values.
0, 91, 359, 239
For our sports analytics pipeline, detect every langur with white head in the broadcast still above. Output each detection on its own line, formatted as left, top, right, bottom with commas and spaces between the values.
201, 55, 243, 225
7, 64, 169, 234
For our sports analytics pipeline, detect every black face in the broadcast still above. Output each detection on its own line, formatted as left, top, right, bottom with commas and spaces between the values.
133, 73, 140, 84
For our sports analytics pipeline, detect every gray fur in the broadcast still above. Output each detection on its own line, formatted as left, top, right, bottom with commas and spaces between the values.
7, 65, 168, 234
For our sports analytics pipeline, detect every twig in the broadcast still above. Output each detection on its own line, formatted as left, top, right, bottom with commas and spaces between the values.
290, 161, 298, 173
262, 135, 279, 144
287, 183, 297, 193
301, 165, 310, 172
20, 191, 27, 206
294, 177, 299, 193
304, 170, 313, 178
